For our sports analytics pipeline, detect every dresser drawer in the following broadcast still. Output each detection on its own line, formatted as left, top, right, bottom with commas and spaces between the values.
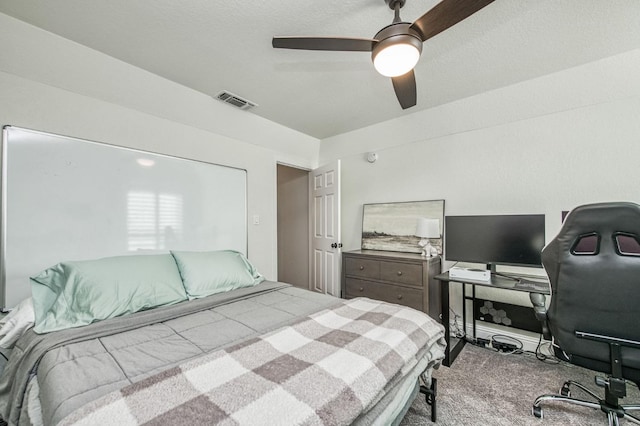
379, 261, 422, 287
345, 278, 423, 311
344, 257, 380, 279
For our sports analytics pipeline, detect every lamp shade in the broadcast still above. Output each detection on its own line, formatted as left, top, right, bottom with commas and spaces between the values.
415, 218, 439, 238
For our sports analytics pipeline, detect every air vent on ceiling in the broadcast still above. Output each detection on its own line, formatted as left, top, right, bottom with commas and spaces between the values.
215, 91, 258, 111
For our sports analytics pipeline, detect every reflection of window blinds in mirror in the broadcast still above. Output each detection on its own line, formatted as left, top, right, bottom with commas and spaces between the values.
1, 126, 247, 309
127, 191, 183, 251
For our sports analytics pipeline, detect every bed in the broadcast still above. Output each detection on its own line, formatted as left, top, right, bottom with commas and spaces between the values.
0, 251, 446, 426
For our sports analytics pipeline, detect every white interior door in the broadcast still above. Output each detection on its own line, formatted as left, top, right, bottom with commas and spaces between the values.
309, 160, 341, 296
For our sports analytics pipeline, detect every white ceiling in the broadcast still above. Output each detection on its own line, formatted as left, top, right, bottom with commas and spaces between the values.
1, 0, 639, 140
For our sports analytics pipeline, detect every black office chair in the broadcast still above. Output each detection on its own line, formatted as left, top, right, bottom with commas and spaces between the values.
531, 202, 640, 425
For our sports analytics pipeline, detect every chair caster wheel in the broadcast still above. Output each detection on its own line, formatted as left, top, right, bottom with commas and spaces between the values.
560, 384, 571, 397
532, 405, 543, 418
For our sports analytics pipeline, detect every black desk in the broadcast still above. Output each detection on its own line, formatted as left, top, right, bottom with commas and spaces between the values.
434, 272, 551, 366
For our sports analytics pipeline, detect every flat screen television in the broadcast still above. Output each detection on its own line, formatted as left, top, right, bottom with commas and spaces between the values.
444, 214, 545, 269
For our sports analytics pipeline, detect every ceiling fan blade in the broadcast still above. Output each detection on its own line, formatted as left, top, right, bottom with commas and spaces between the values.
272, 36, 376, 52
410, 0, 495, 42
391, 70, 417, 110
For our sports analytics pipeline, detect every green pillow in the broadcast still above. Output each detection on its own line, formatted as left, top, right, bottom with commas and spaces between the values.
170, 250, 264, 299
31, 254, 188, 333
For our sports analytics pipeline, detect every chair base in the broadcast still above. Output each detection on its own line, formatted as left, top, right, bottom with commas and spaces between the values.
532, 380, 640, 426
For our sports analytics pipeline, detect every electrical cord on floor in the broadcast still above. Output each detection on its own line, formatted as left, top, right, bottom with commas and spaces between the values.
446, 305, 527, 357
531, 334, 560, 364
490, 334, 524, 355
465, 336, 499, 352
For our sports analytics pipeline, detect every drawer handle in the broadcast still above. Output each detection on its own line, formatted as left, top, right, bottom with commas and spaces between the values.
397, 271, 403, 276
359, 266, 364, 270
397, 294, 403, 300
359, 287, 364, 292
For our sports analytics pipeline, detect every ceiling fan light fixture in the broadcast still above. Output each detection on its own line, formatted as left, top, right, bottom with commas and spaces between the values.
373, 41, 421, 77
371, 23, 423, 78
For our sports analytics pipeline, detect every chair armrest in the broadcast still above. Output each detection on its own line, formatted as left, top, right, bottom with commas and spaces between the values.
529, 293, 551, 340
576, 331, 640, 348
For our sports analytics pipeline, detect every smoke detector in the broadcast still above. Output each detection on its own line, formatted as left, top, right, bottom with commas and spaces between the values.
215, 91, 258, 110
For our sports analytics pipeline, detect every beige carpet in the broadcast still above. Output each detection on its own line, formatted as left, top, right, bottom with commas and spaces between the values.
400, 344, 640, 425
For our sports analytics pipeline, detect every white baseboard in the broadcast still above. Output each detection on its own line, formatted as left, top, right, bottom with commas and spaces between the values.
473, 323, 541, 353
450, 319, 542, 353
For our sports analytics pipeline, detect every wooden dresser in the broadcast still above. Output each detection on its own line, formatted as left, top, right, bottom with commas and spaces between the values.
341, 250, 442, 321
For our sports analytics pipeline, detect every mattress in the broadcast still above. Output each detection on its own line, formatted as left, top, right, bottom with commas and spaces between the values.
0, 281, 445, 425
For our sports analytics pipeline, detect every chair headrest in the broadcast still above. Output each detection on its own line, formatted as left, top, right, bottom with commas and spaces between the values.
553, 202, 640, 256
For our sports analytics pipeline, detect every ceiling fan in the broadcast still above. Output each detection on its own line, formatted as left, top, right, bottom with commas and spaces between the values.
273, 0, 494, 109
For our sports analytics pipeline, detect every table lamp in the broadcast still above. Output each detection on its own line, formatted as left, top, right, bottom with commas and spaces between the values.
415, 218, 440, 257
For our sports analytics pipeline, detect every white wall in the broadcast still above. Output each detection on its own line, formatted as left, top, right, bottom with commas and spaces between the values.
319, 49, 640, 339
0, 12, 320, 279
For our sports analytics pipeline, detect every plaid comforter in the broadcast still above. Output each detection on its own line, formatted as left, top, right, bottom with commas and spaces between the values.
60, 297, 445, 426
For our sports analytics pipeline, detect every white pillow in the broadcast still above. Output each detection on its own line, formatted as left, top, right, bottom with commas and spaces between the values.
0, 298, 35, 348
